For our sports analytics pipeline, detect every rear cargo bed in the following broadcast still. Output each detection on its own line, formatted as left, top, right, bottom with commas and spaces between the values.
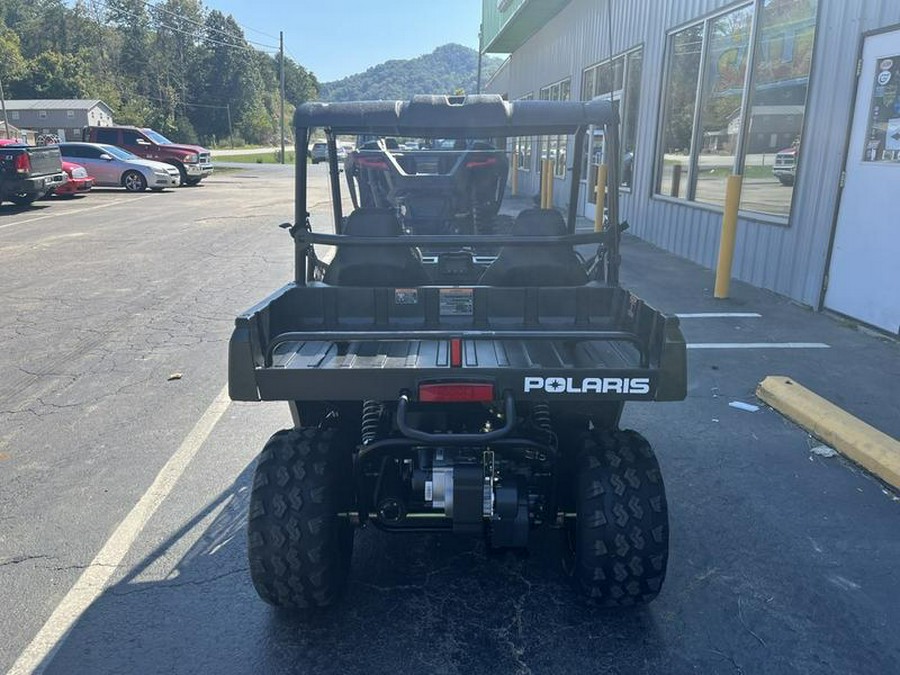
229, 283, 687, 402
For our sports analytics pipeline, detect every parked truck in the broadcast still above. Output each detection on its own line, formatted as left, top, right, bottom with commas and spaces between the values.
82, 125, 213, 186
0, 139, 66, 207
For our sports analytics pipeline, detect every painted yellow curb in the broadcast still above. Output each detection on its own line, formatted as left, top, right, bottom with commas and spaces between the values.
756, 376, 900, 489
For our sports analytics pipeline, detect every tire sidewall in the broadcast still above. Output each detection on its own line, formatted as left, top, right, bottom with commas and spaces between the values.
123, 170, 147, 192
247, 426, 355, 609
566, 429, 669, 607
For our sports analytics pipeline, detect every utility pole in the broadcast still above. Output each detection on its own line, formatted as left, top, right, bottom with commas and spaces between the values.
476, 23, 483, 94
0, 76, 10, 140
280, 31, 286, 165
226, 103, 234, 149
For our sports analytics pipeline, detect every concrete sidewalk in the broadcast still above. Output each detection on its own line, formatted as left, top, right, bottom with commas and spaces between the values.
617, 234, 900, 445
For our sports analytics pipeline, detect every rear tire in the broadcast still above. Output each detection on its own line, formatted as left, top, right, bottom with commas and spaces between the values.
247, 427, 354, 609
122, 170, 147, 192
565, 429, 669, 607
10, 192, 39, 206
173, 162, 188, 186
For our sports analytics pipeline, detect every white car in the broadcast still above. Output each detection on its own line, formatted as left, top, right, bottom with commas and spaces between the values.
57, 142, 180, 192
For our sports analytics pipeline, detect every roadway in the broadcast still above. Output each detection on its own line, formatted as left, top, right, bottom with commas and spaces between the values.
0, 164, 897, 674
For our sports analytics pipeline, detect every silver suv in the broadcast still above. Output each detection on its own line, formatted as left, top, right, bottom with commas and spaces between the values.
309, 142, 329, 164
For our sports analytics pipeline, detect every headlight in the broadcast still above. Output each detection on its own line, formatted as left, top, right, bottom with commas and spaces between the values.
153, 169, 168, 177
183, 153, 198, 163
71, 167, 88, 178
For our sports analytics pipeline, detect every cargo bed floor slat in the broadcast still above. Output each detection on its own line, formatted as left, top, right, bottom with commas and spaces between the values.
270, 339, 635, 370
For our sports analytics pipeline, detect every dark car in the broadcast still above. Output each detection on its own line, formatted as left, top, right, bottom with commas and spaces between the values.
0, 139, 66, 207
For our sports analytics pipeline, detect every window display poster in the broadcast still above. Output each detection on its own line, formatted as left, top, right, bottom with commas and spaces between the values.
864, 54, 900, 161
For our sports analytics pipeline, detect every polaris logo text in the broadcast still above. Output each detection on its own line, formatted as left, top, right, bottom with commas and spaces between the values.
523, 376, 651, 395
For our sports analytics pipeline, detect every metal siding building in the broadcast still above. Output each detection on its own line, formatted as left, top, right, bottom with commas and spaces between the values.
4, 100, 114, 141
482, 0, 900, 311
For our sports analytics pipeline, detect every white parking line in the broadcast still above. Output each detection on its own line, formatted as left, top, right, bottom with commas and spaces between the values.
688, 342, 830, 349
676, 312, 762, 318
7, 384, 231, 675
0, 196, 153, 232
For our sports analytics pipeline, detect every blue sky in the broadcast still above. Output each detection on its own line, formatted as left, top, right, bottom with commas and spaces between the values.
205, 0, 483, 82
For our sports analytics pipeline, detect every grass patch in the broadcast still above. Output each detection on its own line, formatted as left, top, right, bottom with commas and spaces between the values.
214, 151, 296, 164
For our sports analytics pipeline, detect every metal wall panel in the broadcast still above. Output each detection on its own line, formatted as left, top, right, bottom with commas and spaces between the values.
487, 0, 900, 307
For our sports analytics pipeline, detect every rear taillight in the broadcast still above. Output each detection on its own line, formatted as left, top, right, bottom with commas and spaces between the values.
357, 157, 388, 170
15, 153, 31, 174
418, 382, 495, 403
465, 157, 498, 169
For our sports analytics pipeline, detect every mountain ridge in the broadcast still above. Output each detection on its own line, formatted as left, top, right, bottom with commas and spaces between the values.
319, 44, 504, 101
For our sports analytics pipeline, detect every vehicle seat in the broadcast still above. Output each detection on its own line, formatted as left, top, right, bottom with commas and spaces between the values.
324, 209, 430, 287
478, 209, 588, 287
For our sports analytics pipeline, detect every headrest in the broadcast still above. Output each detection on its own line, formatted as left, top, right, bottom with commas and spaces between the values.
342, 209, 402, 237
513, 209, 567, 236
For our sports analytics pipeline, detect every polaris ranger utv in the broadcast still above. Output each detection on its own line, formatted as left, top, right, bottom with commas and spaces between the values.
229, 95, 687, 609
344, 135, 509, 235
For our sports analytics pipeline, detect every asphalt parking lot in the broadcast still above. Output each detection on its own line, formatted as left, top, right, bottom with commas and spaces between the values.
1, 165, 897, 675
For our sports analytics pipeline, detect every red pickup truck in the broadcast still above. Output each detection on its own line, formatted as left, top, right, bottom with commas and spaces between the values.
82, 125, 213, 186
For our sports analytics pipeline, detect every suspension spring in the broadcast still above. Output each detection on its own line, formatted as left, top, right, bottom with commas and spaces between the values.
361, 400, 383, 445
532, 402, 551, 431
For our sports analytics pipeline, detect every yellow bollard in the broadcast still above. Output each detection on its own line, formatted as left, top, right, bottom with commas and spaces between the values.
546, 160, 555, 207
511, 152, 518, 196
541, 159, 551, 208
594, 164, 608, 232
714, 174, 743, 299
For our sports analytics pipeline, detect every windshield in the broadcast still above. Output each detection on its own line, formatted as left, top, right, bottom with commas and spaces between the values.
101, 144, 139, 160
143, 129, 172, 144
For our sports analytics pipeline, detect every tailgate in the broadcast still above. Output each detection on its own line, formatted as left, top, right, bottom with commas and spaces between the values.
26, 146, 63, 176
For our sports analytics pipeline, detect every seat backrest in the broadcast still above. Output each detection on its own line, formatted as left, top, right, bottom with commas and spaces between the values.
323, 209, 430, 287
478, 209, 588, 287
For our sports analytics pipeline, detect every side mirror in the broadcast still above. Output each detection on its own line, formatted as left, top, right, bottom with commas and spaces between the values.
100, 153, 113, 161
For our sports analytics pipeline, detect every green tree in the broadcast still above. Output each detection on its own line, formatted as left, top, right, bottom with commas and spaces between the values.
18, 49, 91, 98
196, 10, 265, 143
0, 23, 27, 82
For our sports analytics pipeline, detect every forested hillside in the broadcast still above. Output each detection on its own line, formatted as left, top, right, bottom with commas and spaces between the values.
320, 44, 503, 101
0, 0, 318, 145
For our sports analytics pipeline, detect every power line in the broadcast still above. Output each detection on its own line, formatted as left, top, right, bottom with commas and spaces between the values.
93, 0, 277, 54
135, 0, 278, 50
237, 23, 279, 42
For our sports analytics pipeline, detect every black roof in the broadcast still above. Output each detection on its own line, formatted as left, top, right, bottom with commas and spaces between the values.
294, 95, 616, 136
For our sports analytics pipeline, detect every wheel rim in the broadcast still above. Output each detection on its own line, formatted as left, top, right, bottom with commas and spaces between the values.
124, 172, 144, 191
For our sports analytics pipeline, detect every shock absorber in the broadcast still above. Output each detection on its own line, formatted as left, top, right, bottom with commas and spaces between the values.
532, 402, 551, 432
361, 400, 383, 445
531, 401, 555, 452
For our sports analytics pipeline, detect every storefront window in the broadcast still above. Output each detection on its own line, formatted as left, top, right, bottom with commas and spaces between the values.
539, 77, 571, 178
658, 24, 704, 199
621, 50, 642, 188
582, 47, 644, 196
514, 92, 533, 170
656, 0, 818, 218
740, 0, 817, 216
694, 4, 754, 207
